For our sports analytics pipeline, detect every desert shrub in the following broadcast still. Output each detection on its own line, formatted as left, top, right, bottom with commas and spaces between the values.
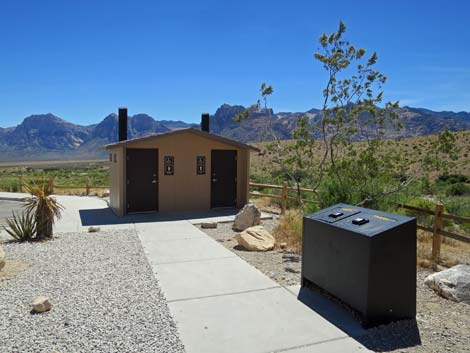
463, 223, 470, 233
438, 174, 469, 184
316, 169, 410, 211
273, 209, 303, 253
446, 183, 470, 196
444, 196, 470, 216
317, 178, 348, 207
304, 202, 320, 214
404, 198, 436, 228
0, 179, 19, 192
3, 211, 37, 242
444, 196, 470, 233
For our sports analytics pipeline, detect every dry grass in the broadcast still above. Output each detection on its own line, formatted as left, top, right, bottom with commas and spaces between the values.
0, 159, 107, 169
272, 209, 303, 253
416, 229, 470, 268
52, 187, 109, 197
250, 197, 281, 214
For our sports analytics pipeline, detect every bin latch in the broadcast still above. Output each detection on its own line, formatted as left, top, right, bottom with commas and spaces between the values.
329, 212, 344, 218
352, 218, 369, 225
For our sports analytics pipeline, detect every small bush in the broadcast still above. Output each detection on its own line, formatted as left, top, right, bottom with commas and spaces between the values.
446, 183, 470, 196
317, 177, 350, 207
273, 209, 303, 253
3, 211, 37, 242
437, 174, 469, 184
405, 198, 436, 228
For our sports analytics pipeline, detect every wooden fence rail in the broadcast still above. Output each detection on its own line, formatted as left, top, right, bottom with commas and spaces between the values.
0, 176, 109, 195
2, 177, 469, 260
249, 181, 318, 214
249, 182, 470, 261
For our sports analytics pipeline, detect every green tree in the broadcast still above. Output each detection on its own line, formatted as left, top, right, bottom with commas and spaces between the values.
239, 22, 457, 210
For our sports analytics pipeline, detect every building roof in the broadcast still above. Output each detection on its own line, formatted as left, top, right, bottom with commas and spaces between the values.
103, 128, 260, 152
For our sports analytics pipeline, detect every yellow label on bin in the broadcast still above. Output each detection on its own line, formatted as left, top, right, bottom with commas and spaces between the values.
373, 215, 396, 222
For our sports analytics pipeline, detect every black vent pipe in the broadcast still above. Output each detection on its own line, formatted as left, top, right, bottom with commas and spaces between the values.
201, 113, 210, 133
118, 107, 128, 141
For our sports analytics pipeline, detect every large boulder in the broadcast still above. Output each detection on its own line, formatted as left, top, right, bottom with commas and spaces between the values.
424, 264, 470, 303
232, 204, 261, 231
0, 245, 5, 271
235, 225, 275, 251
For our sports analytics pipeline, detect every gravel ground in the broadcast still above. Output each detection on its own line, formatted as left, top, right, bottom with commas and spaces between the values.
201, 219, 470, 353
360, 268, 470, 352
0, 230, 185, 353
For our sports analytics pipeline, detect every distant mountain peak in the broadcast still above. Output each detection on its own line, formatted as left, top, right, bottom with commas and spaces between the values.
103, 113, 117, 119
0, 105, 469, 162
22, 113, 65, 124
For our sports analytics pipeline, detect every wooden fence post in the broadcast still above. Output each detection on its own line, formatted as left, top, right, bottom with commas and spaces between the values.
432, 203, 444, 261
281, 181, 288, 215
49, 177, 55, 194
85, 177, 90, 195
19, 175, 23, 193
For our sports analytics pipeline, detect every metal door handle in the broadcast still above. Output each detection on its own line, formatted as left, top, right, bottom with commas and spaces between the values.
152, 180, 157, 184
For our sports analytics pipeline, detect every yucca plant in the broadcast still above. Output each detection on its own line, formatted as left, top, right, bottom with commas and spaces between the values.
23, 178, 63, 240
3, 211, 37, 242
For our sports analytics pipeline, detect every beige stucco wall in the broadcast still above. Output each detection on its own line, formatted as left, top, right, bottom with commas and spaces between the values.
108, 132, 252, 214
108, 146, 125, 216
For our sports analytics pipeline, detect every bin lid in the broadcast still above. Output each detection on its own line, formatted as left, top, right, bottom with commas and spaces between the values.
304, 203, 415, 237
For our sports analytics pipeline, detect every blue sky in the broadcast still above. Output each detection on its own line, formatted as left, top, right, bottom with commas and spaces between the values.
1, 0, 469, 127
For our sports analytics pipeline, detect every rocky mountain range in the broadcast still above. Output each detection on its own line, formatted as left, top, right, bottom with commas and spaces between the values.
0, 105, 469, 161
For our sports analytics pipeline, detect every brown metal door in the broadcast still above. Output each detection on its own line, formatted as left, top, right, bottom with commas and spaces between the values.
211, 150, 237, 208
126, 148, 158, 213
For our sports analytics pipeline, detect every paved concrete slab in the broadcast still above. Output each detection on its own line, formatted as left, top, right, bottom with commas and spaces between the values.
0, 192, 273, 229
169, 287, 356, 353
135, 221, 207, 241
286, 285, 368, 338
156, 256, 279, 301
140, 235, 236, 265
0, 192, 29, 201
188, 211, 273, 225
0, 200, 24, 225
0, 199, 25, 240
56, 195, 135, 232
281, 337, 369, 353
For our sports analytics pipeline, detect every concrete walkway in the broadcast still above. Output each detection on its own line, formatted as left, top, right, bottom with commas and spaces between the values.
137, 220, 370, 353
0, 192, 370, 353
0, 200, 24, 226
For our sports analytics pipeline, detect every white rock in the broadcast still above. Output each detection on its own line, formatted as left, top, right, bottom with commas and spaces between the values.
279, 242, 287, 249
424, 264, 470, 303
32, 296, 52, 313
232, 204, 261, 231
0, 245, 5, 271
235, 225, 275, 251
201, 222, 217, 229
